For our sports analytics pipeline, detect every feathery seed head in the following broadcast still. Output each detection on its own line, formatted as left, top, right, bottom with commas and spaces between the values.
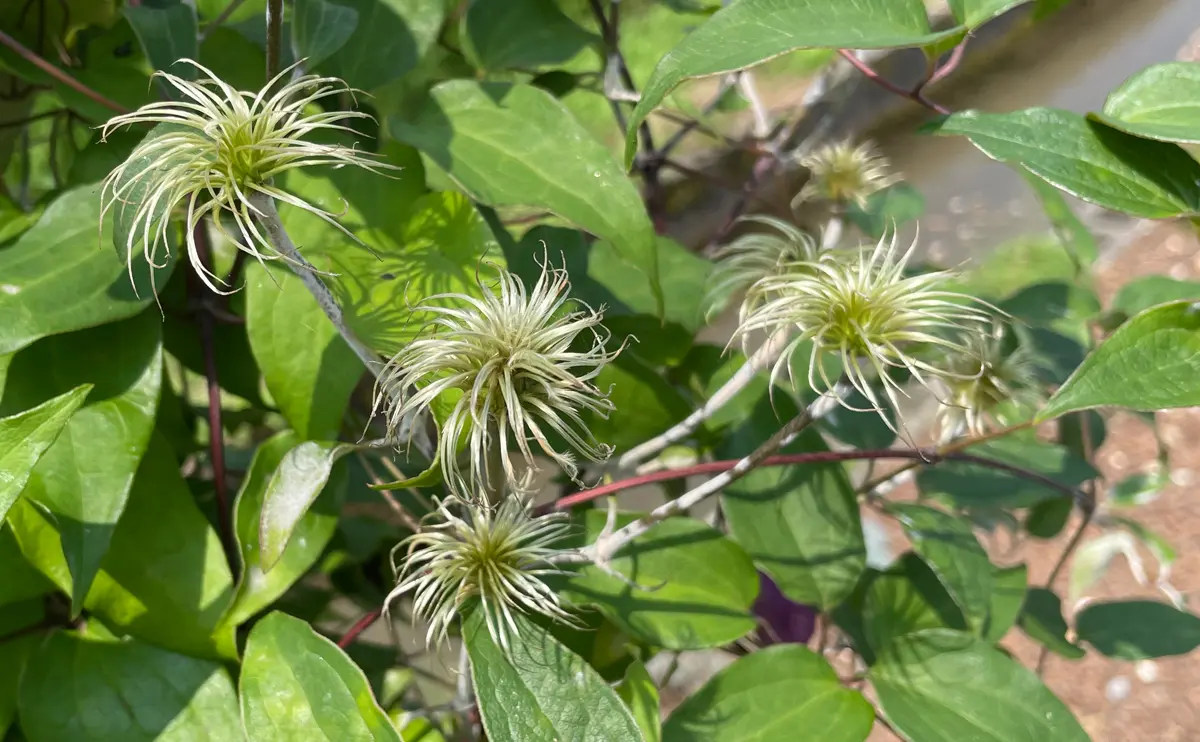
374, 259, 620, 501
735, 231, 990, 431
935, 324, 1043, 439
794, 140, 897, 208
705, 215, 818, 318
386, 497, 575, 652
100, 59, 390, 293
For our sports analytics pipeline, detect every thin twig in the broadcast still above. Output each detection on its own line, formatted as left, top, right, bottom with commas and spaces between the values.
917, 37, 970, 94
572, 383, 849, 564
836, 49, 950, 115
0, 107, 65, 129
0, 29, 127, 114
356, 451, 424, 533
265, 0, 284, 81
338, 608, 382, 649
190, 221, 237, 570
199, 0, 251, 40
616, 329, 791, 469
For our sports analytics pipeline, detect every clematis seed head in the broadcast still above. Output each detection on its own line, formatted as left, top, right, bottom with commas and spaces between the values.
373, 258, 620, 501
793, 139, 897, 208
935, 323, 1043, 439
705, 215, 818, 318
385, 497, 575, 653
100, 59, 393, 294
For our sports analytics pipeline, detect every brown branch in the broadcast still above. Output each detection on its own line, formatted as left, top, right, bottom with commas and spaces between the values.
552, 447, 1085, 511
836, 49, 950, 116
0, 29, 127, 114
265, 0, 284, 81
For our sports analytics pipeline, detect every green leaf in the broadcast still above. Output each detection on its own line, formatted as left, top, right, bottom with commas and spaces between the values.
662, 645, 873, 742
0, 529, 53, 608
369, 458, 442, 491
225, 432, 346, 627
197, 0, 262, 24
199, 27, 267, 92
465, 610, 643, 742
259, 440, 355, 572
916, 434, 1096, 508
927, 108, 1200, 218
293, 0, 360, 69
18, 632, 241, 741
7, 434, 237, 660
1018, 587, 1085, 659
565, 512, 759, 650
872, 630, 1088, 741
315, 0, 444, 92
290, 188, 504, 357
0, 635, 35, 737
1024, 496, 1073, 539
625, 0, 957, 168
1109, 466, 1168, 508
588, 358, 690, 452
722, 459, 866, 611
462, 0, 598, 72
240, 612, 401, 741
246, 264, 364, 440
948, 0, 1031, 27
1021, 170, 1099, 269
617, 661, 661, 742
983, 564, 1027, 643
0, 312, 162, 613
1096, 62, 1200, 144
123, 0, 198, 79
1076, 600, 1200, 659
844, 182, 926, 239
0, 385, 90, 524
886, 504, 992, 630
1111, 275, 1200, 319
0, 185, 171, 356
1041, 300, 1200, 418
391, 81, 662, 311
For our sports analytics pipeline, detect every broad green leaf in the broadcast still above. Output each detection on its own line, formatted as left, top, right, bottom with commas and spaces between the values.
315, 0, 444, 92
1024, 496, 1073, 539
872, 630, 1088, 741
7, 435, 237, 660
197, 0, 262, 23
0, 186, 170, 356
1021, 170, 1099, 269
565, 512, 759, 649
844, 182, 926, 239
588, 357, 690, 452
589, 237, 713, 334
928, 108, 1200, 218
240, 612, 401, 741
1096, 62, 1200, 144
199, 26, 267, 92
0, 529, 53, 608
123, 0, 198, 79
1040, 300, 1200, 418
916, 434, 1096, 508
0, 312, 162, 612
259, 440, 355, 571
625, 0, 957, 167
225, 432, 346, 627
997, 281, 1099, 346
1018, 587, 1085, 659
0, 635, 35, 737
293, 0, 360, 68
983, 564, 1027, 643
291, 188, 504, 356
246, 264, 364, 440
887, 504, 992, 630
392, 81, 662, 310
1111, 276, 1200, 319
0, 385, 90, 524
1076, 600, 1200, 659
948, 0, 1032, 27
617, 661, 661, 742
18, 632, 241, 742
662, 645, 873, 742
462, 0, 598, 72
959, 234, 1079, 300
722, 461, 866, 610
465, 610, 643, 742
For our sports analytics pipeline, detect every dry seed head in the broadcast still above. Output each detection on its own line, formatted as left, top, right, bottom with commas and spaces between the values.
794, 140, 897, 208
935, 323, 1043, 439
100, 59, 392, 293
705, 215, 819, 318
373, 259, 620, 501
386, 497, 575, 652
735, 230, 991, 432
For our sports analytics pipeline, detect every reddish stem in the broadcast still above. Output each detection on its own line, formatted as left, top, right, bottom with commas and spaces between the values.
338, 608, 382, 649
837, 49, 950, 116
0, 29, 127, 114
554, 448, 1082, 510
